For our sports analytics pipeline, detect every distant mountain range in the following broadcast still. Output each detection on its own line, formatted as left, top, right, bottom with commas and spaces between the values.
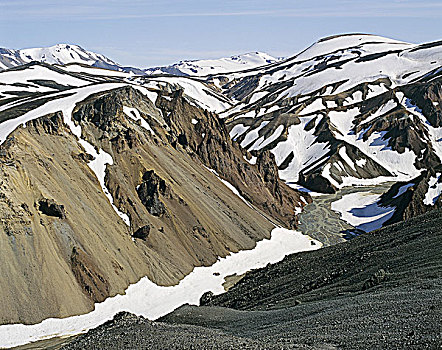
0, 43, 282, 76
143, 52, 281, 76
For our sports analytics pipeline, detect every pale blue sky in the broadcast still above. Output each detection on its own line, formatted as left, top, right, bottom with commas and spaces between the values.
1, 0, 441, 67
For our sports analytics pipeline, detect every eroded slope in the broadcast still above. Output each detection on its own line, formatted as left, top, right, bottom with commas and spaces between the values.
0, 64, 309, 324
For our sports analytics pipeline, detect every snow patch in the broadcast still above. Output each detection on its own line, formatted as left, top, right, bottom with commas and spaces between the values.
393, 183, 414, 199
240, 121, 269, 148
123, 106, 155, 135
331, 192, 395, 232
249, 125, 284, 151
299, 98, 325, 115
364, 99, 397, 124
243, 155, 257, 165
79, 140, 130, 226
423, 173, 442, 206
272, 115, 329, 183
355, 158, 367, 167
338, 146, 356, 171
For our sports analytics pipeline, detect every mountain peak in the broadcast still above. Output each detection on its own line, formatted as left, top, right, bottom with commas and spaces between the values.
18, 43, 117, 66
291, 33, 412, 63
0, 43, 118, 70
145, 51, 281, 76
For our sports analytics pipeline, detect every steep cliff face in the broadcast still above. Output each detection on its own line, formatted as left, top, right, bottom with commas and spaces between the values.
373, 76, 442, 223
0, 111, 140, 324
0, 83, 308, 324
153, 88, 310, 228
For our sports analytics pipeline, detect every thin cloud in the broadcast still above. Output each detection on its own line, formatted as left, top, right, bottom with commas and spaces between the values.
1, 1, 441, 20
75, 7, 442, 20
3, 10, 441, 21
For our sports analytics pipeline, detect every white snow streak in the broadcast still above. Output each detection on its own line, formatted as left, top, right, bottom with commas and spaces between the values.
423, 173, 442, 206
123, 106, 155, 135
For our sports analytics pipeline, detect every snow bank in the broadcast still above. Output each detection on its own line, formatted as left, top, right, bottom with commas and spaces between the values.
331, 192, 395, 232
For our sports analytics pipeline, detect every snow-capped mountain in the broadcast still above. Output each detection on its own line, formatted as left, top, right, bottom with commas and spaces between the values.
0, 44, 119, 71
215, 34, 442, 192
0, 46, 281, 77
144, 52, 281, 76
203, 33, 442, 232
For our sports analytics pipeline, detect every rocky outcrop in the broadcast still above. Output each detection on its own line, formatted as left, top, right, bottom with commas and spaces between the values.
298, 173, 336, 194
31, 111, 65, 135
401, 78, 442, 127
71, 247, 110, 303
137, 171, 169, 217
379, 168, 442, 225
38, 198, 66, 219
132, 225, 150, 240
362, 268, 387, 291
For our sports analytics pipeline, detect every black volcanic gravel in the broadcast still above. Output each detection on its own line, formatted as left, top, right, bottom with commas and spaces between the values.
63, 209, 442, 350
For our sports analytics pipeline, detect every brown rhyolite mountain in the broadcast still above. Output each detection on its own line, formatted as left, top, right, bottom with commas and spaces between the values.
0, 84, 308, 324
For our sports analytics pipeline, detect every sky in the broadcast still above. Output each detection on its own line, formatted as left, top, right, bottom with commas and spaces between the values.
0, 0, 441, 68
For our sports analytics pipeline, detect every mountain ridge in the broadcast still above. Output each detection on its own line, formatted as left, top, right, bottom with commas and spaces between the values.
0, 44, 118, 71
143, 51, 281, 76
0, 44, 282, 77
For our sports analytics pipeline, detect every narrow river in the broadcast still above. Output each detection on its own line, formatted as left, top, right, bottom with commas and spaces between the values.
298, 183, 394, 246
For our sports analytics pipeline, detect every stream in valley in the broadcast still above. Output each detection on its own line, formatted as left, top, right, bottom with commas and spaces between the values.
298, 183, 394, 246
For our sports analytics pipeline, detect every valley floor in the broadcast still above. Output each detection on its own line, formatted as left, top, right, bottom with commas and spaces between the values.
12, 183, 441, 349
297, 183, 394, 245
